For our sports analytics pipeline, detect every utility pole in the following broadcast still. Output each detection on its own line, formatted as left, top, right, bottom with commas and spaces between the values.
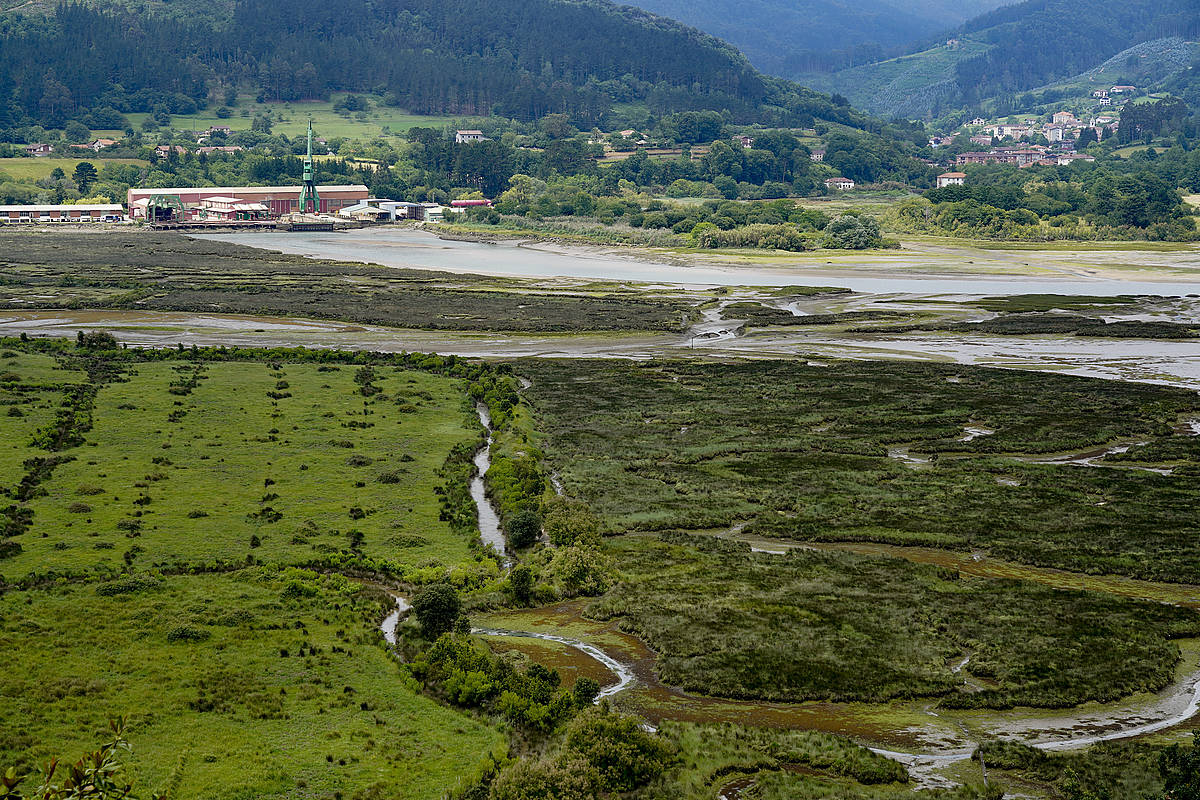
299, 121, 319, 214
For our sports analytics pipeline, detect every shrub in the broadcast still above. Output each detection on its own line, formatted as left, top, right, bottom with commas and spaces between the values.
412, 583, 461, 639
506, 509, 542, 549
166, 625, 211, 643
543, 497, 599, 547
563, 709, 674, 792
95, 575, 161, 596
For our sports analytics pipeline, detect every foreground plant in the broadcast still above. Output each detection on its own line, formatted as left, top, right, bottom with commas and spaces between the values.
1, 719, 160, 800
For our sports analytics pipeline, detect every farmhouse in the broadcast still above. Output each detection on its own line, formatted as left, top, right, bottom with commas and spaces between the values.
455, 130, 486, 144
809, 149, 825, 162
936, 172, 966, 188
824, 177, 855, 191
25, 143, 53, 156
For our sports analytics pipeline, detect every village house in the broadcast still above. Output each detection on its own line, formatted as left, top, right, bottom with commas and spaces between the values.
936, 171, 966, 188
1055, 153, 1095, 165
969, 134, 993, 147
1044, 125, 1067, 143
737, 135, 754, 148
824, 177, 854, 191
90, 138, 118, 151
1098, 97, 1112, 106
154, 145, 188, 157
1092, 90, 1108, 99
928, 136, 955, 148
455, 130, 486, 144
1051, 111, 1078, 126
197, 145, 245, 155
1110, 85, 1135, 94
25, 143, 53, 157
809, 149, 825, 162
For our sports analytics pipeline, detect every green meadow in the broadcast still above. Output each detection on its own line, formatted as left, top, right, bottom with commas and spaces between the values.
4, 359, 484, 582
0, 569, 505, 800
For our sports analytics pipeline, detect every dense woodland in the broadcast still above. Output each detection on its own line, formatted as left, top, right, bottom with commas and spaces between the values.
0, 0, 928, 134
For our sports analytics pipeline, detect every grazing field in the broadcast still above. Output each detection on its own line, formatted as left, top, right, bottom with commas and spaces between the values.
0, 569, 504, 800
519, 359, 1200, 582
0, 157, 148, 181
590, 534, 1198, 708
2, 357, 487, 582
122, 96, 470, 140
0, 231, 693, 332
0, 339, 513, 799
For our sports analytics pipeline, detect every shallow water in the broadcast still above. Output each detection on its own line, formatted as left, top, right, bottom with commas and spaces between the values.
196, 227, 1200, 295
471, 404, 507, 564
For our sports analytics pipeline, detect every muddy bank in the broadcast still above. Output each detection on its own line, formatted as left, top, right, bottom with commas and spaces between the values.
5, 307, 1200, 390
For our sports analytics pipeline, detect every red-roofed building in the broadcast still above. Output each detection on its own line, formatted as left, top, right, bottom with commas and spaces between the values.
936, 172, 966, 188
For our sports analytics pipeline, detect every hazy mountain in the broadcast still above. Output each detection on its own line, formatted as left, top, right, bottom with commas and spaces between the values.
619, 0, 1015, 76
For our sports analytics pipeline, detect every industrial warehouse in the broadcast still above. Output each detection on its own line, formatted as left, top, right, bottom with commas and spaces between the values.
124, 184, 370, 221
0, 124, 480, 230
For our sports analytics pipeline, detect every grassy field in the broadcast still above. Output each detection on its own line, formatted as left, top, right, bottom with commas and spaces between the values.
0, 339, 525, 799
0, 569, 505, 800
125, 95, 473, 140
0, 157, 148, 181
518, 359, 1200, 582
590, 534, 1198, 708
0, 231, 694, 333
3, 358, 484, 582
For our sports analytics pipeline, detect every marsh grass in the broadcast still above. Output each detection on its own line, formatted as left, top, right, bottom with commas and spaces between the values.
589, 534, 1198, 708
519, 359, 1200, 582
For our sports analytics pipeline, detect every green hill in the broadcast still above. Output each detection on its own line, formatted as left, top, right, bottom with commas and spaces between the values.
794, 0, 1199, 119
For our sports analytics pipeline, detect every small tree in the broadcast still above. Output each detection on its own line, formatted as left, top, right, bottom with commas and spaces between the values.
412, 582, 460, 639
506, 509, 542, 549
508, 564, 533, 605
72, 162, 98, 193
572, 677, 600, 706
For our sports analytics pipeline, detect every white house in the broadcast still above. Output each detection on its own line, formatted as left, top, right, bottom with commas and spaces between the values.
824, 177, 855, 191
455, 130, 486, 144
936, 172, 966, 188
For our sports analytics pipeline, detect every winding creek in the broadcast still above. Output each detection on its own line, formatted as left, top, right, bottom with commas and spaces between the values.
471, 403, 508, 565
371, 402, 1200, 792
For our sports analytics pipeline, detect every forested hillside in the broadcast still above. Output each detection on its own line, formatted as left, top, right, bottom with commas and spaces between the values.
0, 0, 920, 132
796, 0, 1199, 118
622, 0, 1012, 76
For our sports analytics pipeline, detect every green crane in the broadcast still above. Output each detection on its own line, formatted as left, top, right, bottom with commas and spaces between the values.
298, 121, 319, 214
